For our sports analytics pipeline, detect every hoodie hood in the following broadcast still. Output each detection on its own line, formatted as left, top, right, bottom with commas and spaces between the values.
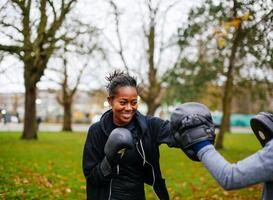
100, 109, 148, 137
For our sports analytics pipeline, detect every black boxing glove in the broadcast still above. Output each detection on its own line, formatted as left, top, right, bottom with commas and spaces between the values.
170, 102, 215, 161
250, 112, 273, 147
100, 128, 134, 176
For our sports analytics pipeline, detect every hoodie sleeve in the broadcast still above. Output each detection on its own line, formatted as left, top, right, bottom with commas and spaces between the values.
82, 124, 112, 186
151, 117, 178, 147
197, 140, 273, 190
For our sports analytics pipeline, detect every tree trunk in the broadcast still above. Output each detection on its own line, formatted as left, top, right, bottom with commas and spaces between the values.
146, 100, 159, 116
22, 85, 37, 139
145, 17, 161, 116
215, 73, 233, 149
215, 26, 242, 149
62, 102, 72, 131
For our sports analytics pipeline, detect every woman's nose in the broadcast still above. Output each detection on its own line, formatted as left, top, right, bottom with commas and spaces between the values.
125, 103, 133, 110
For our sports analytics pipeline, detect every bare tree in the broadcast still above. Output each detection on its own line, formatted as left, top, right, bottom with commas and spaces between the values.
57, 57, 86, 131
44, 25, 100, 131
105, 0, 182, 115
48, 55, 92, 132
108, 0, 129, 74
0, 0, 86, 139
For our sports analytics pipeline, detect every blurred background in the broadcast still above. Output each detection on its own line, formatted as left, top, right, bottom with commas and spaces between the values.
0, 0, 272, 199
0, 0, 272, 146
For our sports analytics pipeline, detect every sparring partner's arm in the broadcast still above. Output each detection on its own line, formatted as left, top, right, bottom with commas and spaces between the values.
82, 126, 133, 186
196, 111, 273, 190
197, 139, 273, 190
170, 103, 273, 190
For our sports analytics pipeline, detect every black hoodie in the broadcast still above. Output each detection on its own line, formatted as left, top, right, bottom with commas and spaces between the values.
82, 109, 177, 200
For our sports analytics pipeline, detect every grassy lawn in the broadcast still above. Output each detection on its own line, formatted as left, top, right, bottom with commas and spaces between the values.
0, 132, 262, 200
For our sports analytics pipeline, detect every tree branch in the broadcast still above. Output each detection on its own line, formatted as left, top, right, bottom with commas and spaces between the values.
108, 0, 129, 73
243, 9, 273, 36
71, 61, 88, 96
47, 0, 57, 22
10, 0, 24, 10
45, 0, 76, 42
157, 0, 180, 67
0, 21, 22, 34
0, 29, 23, 43
35, 0, 47, 46
43, 76, 63, 86
21, 0, 32, 49
0, 44, 22, 54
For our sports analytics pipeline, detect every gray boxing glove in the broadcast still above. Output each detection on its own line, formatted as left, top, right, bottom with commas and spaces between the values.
170, 102, 215, 161
100, 128, 133, 176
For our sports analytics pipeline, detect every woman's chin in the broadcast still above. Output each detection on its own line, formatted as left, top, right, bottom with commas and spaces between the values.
119, 117, 132, 125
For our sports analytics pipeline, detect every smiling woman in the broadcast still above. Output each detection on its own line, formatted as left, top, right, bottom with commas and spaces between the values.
82, 70, 179, 200
106, 74, 138, 126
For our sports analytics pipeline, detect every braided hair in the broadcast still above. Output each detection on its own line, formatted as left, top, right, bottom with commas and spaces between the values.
106, 70, 138, 97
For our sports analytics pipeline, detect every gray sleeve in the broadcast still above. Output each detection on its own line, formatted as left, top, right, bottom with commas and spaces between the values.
197, 140, 273, 190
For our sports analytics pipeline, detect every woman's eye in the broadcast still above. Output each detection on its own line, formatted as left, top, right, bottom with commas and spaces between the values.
120, 101, 126, 105
131, 101, 138, 106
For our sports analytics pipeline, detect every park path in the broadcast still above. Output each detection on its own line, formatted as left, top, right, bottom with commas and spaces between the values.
0, 123, 90, 132
0, 123, 252, 133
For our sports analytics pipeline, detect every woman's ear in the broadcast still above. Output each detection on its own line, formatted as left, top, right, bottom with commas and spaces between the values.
107, 96, 113, 107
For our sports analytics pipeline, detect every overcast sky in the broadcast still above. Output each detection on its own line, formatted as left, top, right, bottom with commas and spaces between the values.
0, 0, 199, 93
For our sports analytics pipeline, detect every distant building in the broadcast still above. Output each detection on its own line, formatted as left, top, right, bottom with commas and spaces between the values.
0, 93, 24, 123
0, 88, 108, 123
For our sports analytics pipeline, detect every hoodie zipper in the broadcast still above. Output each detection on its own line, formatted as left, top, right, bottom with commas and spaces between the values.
136, 140, 160, 199
108, 178, 113, 200
107, 164, 120, 200
107, 141, 160, 200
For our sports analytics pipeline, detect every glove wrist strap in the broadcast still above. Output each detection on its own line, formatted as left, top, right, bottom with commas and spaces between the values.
100, 156, 112, 177
179, 125, 214, 148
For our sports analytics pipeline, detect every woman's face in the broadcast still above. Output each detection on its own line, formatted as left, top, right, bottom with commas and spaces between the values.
108, 86, 138, 126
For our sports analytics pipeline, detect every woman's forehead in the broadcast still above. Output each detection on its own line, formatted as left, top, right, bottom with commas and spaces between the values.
115, 86, 138, 96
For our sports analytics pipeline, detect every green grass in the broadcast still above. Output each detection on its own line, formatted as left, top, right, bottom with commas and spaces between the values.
0, 132, 262, 200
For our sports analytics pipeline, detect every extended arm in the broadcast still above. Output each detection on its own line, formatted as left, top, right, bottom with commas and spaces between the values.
197, 140, 273, 190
